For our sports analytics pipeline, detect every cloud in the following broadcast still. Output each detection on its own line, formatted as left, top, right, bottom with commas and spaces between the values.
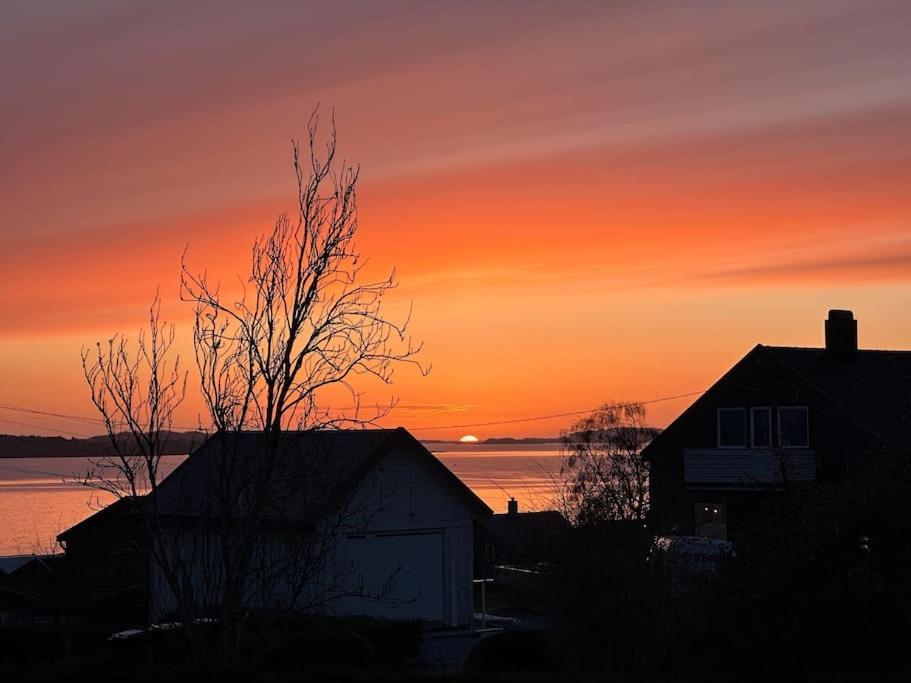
697, 244, 911, 286
388, 403, 476, 418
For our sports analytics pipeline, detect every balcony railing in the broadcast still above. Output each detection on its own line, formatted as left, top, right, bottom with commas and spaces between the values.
683, 448, 816, 487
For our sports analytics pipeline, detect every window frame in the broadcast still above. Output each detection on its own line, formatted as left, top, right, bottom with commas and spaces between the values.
717, 407, 747, 449
750, 406, 772, 448
777, 406, 809, 449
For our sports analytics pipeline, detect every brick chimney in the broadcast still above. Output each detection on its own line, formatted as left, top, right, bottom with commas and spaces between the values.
507, 498, 518, 515
825, 309, 858, 357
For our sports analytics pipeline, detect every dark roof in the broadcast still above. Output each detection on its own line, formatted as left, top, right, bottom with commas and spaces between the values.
60, 428, 491, 540
153, 429, 397, 505
0, 555, 37, 576
644, 344, 911, 458
761, 346, 911, 448
484, 510, 570, 543
481, 511, 570, 564
57, 496, 140, 543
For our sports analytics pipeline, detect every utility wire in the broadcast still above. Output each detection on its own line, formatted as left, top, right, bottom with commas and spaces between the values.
0, 417, 93, 438
0, 389, 705, 436
0, 402, 103, 425
0, 461, 82, 479
408, 391, 705, 431
0, 403, 200, 432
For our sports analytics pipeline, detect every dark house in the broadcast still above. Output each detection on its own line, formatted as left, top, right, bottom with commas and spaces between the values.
473, 500, 570, 618
0, 555, 67, 624
56, 497, 148, 622
645, 310, 911, 544
477, 499, 570, 574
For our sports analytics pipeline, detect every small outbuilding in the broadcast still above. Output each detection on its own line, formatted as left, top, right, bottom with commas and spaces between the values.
59, 428, 492, 628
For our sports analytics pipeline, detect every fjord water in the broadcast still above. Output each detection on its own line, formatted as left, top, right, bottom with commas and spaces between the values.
0, 455, 187, 556
0, 444, 563, 556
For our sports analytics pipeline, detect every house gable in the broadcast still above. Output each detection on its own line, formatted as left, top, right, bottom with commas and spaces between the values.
644, 344, 891, 467
646, 328, 911, 541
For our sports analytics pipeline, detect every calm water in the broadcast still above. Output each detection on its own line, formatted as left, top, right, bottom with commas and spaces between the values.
0, 445, 563, 556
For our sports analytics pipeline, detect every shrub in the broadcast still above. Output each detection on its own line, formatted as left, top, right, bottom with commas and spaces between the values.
252, 616, 422, 672
464, 631, 557, 675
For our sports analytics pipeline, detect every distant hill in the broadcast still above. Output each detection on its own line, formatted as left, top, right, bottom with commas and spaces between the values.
5, 433, 562, 456
0, 432, 207, 458
482, 429, 660, 446
420, 436, 563, 446
1, 428, 660, 458
480, 437, 562, 445
428, 430, 660, 446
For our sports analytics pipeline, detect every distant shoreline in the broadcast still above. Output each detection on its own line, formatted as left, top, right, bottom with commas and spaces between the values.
0, 432, 206, 459
0, 432, 563, 458
423, 437, 562, 446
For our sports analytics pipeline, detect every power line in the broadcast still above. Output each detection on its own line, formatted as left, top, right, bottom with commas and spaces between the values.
0, 402, 103, 425
0, 403, 201, 432
0, 461, 80, 479
0, 389, 705, 436
639, 390, 705, 405
409, 391, 705, 431
0, 417, 92, 438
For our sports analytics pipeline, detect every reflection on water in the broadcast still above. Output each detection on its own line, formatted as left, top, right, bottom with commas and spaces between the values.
0, 455, 186, 556
0, 446, 564, 556
429, 444, 563, 515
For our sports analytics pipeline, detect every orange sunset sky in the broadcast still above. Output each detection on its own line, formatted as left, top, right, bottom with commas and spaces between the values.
2, 1, 911, 440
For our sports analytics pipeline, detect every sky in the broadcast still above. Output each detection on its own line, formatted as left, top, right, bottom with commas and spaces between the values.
2, 0, 911, 440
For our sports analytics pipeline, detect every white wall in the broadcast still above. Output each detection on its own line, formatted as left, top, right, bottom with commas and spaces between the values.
332, 445, 476, 627
149, 444, 477, 628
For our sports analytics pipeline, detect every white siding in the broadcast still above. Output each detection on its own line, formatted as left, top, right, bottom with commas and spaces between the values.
333, 530, 445, 622
150, 445, 478, 628
339, 446, 476, 627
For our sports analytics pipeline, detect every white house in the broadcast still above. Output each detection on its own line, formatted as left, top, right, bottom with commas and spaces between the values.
62, 428, 491, 628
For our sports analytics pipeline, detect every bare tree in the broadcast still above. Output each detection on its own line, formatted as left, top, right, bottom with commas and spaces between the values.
559, 402, 656, 526
80, 292, 188, 502
175, 110, 425, 661
182, 110, 423, 436
78, 293, 212, 650
76, 112, 425, 666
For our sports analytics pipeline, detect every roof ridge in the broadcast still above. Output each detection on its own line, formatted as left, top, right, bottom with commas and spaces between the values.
759, 346, 903, 451
762, 344, 911, 354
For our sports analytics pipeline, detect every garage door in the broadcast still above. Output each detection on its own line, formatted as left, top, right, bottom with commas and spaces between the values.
339, 531, 445, 623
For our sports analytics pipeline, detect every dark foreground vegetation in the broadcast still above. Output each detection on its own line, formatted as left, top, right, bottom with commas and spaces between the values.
552, 531, 911, 682
1, 616, 428, 681
5, 530, 911, 683
4, 606, 911, 683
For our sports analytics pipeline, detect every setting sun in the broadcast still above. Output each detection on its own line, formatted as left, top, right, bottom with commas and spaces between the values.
459, 435, 479, 443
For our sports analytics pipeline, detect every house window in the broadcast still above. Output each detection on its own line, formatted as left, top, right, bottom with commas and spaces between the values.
751, 407, 771, 448
717, 408, 746, 447
695, 503, 727, 540
778, 406, 809, 448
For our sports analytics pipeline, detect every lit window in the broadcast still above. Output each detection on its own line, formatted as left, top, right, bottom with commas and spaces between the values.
718, 408, 746, 447
695, 503, 727, 540
778, 407, 809, 448
751, 407, 771, 448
